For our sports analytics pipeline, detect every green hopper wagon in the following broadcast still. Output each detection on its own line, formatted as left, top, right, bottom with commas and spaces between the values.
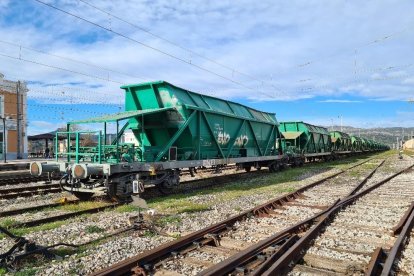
279, 122, 332, 162
31, 81, 287, 200
330, 131, 352, 152
351, 136, 363, 152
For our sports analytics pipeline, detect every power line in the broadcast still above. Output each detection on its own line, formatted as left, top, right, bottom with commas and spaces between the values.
77, 0, 283, 91
0, 51, 124, 84
34, 0, 287, 97
0, 39, 152, 82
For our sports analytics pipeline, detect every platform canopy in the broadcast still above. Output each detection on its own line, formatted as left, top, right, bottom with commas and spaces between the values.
281, 131, 303, 140
28, 132, 68, 141
69, 107, 176, 124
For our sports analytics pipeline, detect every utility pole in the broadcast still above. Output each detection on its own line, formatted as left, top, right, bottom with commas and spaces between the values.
16, 81, 21, 159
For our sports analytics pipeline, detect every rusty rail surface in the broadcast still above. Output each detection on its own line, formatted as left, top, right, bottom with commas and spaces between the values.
200, 160, 385, 276
91, 158, 377, 276
0, 200, 79, 217
380, 201, 414, 275
365, 247, 387, 276
10, 203, 121, 228
260, 164, 414, 276
0, 184, 62, 200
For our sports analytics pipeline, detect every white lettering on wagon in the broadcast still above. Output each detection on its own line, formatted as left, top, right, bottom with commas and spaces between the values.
234, 135, 249, 147
203, 159, 217, 166
217, 131, 230, 145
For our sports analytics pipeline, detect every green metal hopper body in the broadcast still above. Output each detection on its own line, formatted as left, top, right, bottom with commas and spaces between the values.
330, 131, 351, 151
365, 139, 374, 151
361, 137, 369, 151
351, 136, 362, 151
279, 122, 331, 155
121, 81, 281, 162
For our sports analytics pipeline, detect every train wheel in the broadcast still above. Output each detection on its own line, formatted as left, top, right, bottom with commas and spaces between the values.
157, 174, 179, 195
269, 163, 280, 172
157, 182, 174, 195
294, 158, 301, 167
244, 166, 252, 172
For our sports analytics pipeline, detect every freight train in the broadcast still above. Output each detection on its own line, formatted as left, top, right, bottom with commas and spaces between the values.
30, 81, 389, 202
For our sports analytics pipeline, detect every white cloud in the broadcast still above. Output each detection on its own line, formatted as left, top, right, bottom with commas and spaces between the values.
0, 0, 413, 130
318, 99, 362, 103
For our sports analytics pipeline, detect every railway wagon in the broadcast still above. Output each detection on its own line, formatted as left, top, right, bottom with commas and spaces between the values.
351, 135, 363, 152
31, 81, 286, 201
279, 122, 332, 162
361, 137, 371, 151
330, 131, 352, 152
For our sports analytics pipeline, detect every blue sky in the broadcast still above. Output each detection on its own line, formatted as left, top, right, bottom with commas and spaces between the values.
0, 0, 413, 134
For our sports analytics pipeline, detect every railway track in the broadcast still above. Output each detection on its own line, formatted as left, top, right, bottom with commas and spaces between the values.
383, 203, 414, 276
141, 154, 379, 199
90, 157, 389, 275
0, 174, 49, 186
0, 183, 62, 200
281, 165, 414, 275
0, 199, 79, 217
2, 202, 120, 229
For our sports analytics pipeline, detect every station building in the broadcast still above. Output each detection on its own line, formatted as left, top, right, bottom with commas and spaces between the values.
0, 73, 29, 160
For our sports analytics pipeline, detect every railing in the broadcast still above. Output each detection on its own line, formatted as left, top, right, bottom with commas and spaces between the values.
55, 131, 102, 163
54, 131, 141, 164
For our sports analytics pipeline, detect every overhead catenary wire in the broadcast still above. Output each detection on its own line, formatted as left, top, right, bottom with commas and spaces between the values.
77, 0, 284, 92
0, 52, 124, 85
78, 0, 414, 90
0, 39, 152, 82
34, 0, 414, 101
33, 0, 288, 98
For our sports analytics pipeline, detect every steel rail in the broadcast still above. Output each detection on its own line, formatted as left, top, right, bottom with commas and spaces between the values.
365, 247, 387, 276
260, 164, 414, 276
90, 157, 376, 276
0, 200, 79, 217
0, 185, 62, 200
0, 184, 61, 194
0, 175, 50, 186
141, 155, 373, 199
380, 201, 414, 275
199, 159, 385, 276
10, 203, 121, 228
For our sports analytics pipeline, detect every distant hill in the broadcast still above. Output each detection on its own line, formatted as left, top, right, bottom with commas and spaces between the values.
326, 126, 414, 148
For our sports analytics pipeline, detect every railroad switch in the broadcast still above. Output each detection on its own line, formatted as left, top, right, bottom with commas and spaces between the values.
0, 226, 58, 271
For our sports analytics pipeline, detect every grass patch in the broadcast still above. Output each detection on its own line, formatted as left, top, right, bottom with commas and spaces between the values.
0, 268, 6, 276
14, 268, 38, 276
148, 152, 387, 215
0, 218, 19, 228
143, 230, 158, 238
156, 215, 182, 227
114, 205, 142, 213
85, 225, 104, 234
0, 220, 68, 239
57, 201, 109, 212
52, 246, 81, 257
154, 200, 210, 214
